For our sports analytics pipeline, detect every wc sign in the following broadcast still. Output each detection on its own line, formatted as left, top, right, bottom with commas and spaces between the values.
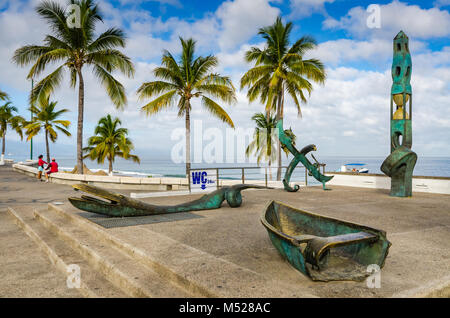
190, 169, 217, 192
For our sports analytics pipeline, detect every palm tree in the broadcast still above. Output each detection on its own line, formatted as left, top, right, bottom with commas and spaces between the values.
0, 89, 9, 101
13, 0, 135, 174
246, 112, 297, 180
83, 115, 140, 175
240, 16, 326, 180
24, 97, 71, 163
0, 102, 25, 164
137, 37, 236, 175
246, 113, 277, 180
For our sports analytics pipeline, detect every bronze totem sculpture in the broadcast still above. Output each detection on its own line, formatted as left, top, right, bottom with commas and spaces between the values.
381, 31, 417, 197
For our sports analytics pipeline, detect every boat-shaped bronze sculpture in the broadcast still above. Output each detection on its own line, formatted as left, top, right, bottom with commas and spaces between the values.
261, 201, 391, 281
68, 183, 265, 217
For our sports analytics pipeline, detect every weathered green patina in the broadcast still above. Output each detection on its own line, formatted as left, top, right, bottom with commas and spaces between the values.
276, 119, 333, 191
261, 201, 391, 281
381, 31, 417, 197
68, 183, 265, 217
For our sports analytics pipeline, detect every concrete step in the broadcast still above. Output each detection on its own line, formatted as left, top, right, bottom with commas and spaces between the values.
0, 210, 80, 297
47, 203, 214, 297
7, 206, 127, 298
34, 206, 192, 298
47, 204, 316, 297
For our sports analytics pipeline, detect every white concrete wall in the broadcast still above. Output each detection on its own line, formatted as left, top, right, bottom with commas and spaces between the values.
12, 163, 299, 191
325, 173, 450, 195
12, 163, 189, 191
12, 162, 448, 194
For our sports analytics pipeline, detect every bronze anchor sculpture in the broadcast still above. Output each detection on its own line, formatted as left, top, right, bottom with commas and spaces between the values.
68, 183, 265, 217
276, 119, 333, 191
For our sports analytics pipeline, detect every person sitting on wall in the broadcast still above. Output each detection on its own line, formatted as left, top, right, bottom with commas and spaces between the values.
45, 158, 59, 183
37, 155, 47, 181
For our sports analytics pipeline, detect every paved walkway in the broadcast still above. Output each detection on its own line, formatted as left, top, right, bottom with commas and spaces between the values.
0, 165, 137, 209
0, 165, 83, 297
2, 165, 450, 297
0, 165, 75, 209
0, 211, 81, 297
105, 178, 450, 297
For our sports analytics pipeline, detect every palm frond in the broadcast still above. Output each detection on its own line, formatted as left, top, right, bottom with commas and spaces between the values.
141, 90, 178, 115
201, 96, 235, 128
92, 64, 127, 109
12, 45, 52, 67
0, 90, 9, 101
153, 66, 184, 87
191, 55, 218, 84
88, 27, 126, 52
30, 65, 65, 105
195, 83, 236, 105
27, 48, 70, 78
87, 49, 135, 77
137, 81, 178, 100
240, 65, 273, 89
36, 0, 71, 43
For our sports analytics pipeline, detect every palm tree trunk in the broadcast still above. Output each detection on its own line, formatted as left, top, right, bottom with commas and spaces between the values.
45, 129, 50, 163
276, 84, 286, 181
276, 90, 283, 181
77, 67, 85, 174
268, 160, 272, 181
108, 158, 113, 175
1, 134, 5, 164
185, 103, 191, 177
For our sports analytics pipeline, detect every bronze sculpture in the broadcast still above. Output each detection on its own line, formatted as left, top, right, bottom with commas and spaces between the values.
381, 31, 417, 197
261, 201, 391, 281
277, 119, 333, 191
68, 183, 265, 217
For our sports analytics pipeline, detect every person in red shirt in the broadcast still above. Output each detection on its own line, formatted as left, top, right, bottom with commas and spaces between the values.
45, 158, 59, 182
37, 155, 47, 181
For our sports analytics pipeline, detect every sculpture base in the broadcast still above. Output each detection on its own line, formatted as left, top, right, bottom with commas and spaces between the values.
381, 146, 417, 197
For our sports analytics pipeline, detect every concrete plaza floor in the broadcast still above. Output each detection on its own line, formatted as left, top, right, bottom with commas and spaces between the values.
0, 165, 81, 297
102, 185, 450, 297
1, 165, 449, 297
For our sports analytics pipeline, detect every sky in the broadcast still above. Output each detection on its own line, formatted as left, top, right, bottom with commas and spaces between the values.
0, 0, 449, 165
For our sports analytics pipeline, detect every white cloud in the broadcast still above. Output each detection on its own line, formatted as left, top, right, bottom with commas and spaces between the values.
279, 43, 450, 157
118, 0, 182, 7
289, 0, 335, 18
307, 38, 427, 66
434, 0, 450, 7
216, 42, 265, 72
309, 39, 392, 66
1, 0, 450, 163
324, 1, 450, 39
100, 0, 279, 55
216, 0, 279, 51
342, 130, 355, 137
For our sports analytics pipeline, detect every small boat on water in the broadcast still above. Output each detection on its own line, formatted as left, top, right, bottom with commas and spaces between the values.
339, 163, 369, 173
261, 201, 391, 281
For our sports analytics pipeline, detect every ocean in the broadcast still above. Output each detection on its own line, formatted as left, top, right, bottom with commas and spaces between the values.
26, 156, 450, 185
